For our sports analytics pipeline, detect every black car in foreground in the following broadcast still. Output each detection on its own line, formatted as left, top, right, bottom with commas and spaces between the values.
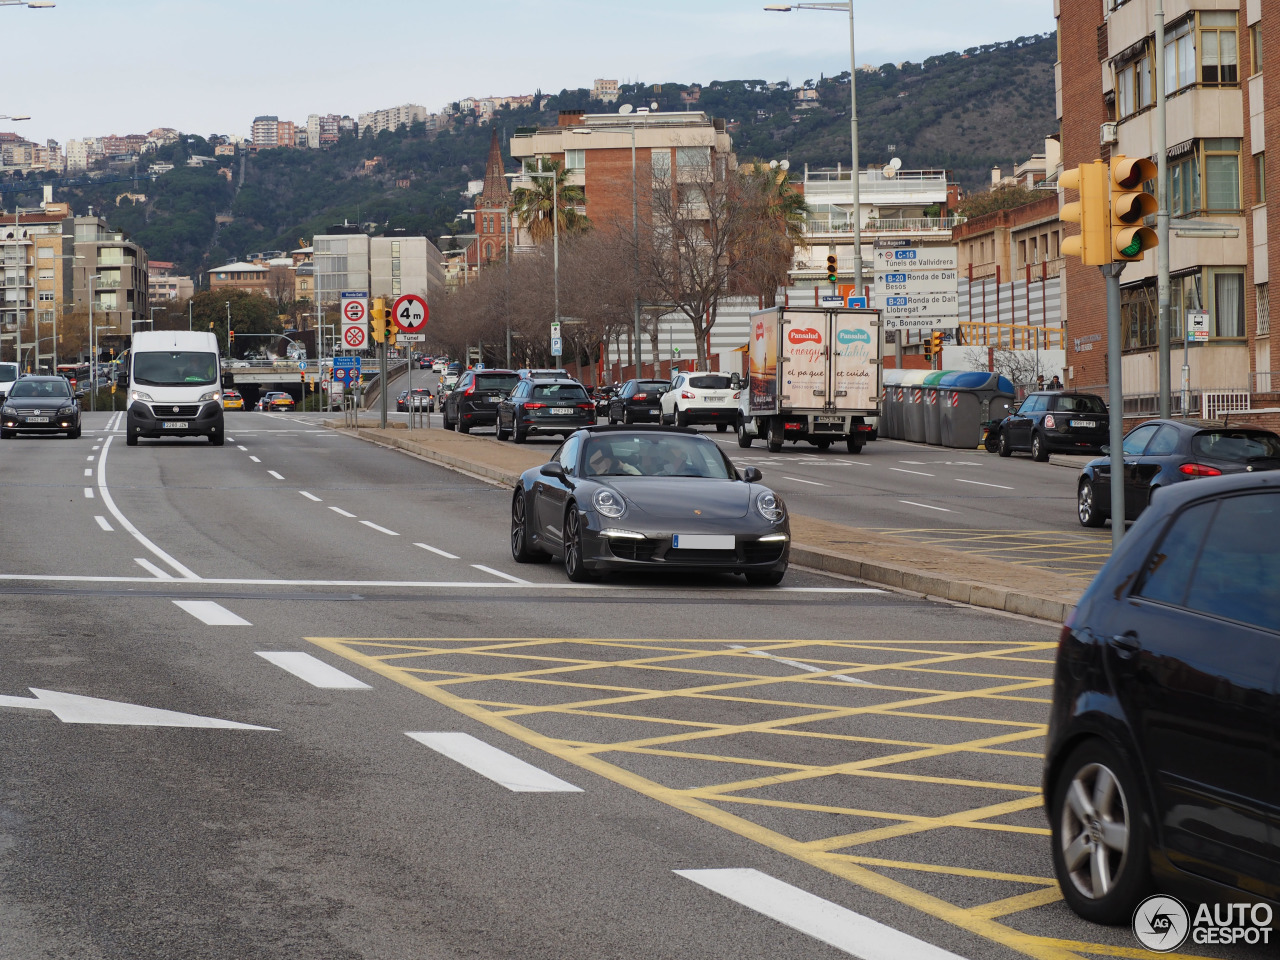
1045, 472, 1280, 924
511, 425, 790, 584
1078, 418, 1280, 526
607, 378, 672, 424
442, 368, 520, 433
1, 376, 83, 438
495, 378, 595, 442
996, 390, 1109, 461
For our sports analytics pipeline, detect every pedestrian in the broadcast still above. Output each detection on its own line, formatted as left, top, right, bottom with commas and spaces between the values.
1048, 375, 1063, 390
1036, 375, 1045, 390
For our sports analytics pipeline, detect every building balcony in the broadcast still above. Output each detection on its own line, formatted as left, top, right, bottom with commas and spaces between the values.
804, 216, 965, 239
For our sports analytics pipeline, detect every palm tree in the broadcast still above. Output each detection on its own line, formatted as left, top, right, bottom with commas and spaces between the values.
512, 159, 589, 244
733, 163, 810, 306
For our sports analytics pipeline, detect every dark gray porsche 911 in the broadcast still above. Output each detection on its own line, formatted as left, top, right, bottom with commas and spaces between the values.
511, 425, 790, 584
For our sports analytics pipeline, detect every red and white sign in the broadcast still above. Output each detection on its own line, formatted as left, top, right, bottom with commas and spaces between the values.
392, 293, 429, 334
342, 321, 368, 351
343, 298, 367, 323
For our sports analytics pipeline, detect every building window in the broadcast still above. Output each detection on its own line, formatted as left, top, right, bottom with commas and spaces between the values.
1115, 47, 1153, 118
651, 148, 672, 181
37, 247, 52, 259
37, 291, 54, 301
1213, 269, 1245, 337
1204, 139, 1241, 210
1257, 282, 1270, 337
1200, 12, 1239, 84
1165, 19, 1196, 92
565, 149, 585, 171
1256, 152, 1267, 204
1251, 22, 1264, 75
391, 278, 401, 296
1170, 152, 1201, 215
391, 240, 400, 257
1122, 280, 1158, 350
38, 270, 52, 280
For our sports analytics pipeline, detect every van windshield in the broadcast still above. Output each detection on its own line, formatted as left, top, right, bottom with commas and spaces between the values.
133, 351, 218, 387
0, 363, 17, 384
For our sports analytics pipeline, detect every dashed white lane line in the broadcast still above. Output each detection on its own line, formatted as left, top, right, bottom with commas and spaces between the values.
135, 558, 174, 579
890, 467, 935, 477
249, 455, 261, 463
237, 445, 248, 451
172, 600, 251, 626
726, 643, 876, 685
415, 542, 459, 560
782, 476, 827, 486
86, 456, 94, 462
92, 445, 100, 451
954, 478, 1014, 491
675, 868, 969, 960
405, 732, 582, 793
329, 507, 357, 518
84, 487, 94, 499
299, 491, 322, 502
94, 515, 113, 532
899, 500, 951, 512
267, 470, 284, 480
84, 468, 93, 477
360, 520, 398, 536
471, 564, 528, 584
256, 652, 371, 689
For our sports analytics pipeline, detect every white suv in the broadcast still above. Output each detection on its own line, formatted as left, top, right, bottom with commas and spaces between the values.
660, 372, 742, 431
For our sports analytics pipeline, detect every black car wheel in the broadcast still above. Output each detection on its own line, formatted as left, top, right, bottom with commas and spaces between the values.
210, 433, 224, 446
1050, 739, 1151, 924
495, 414, 510, 441
1078, 479, 1107, 528
562, 507, 592, 582
716, 424, 728, 433
746, 568, 786, 586
1032, 432, 1049, 462
736, 419, 753, 449
459, 420, 470, 434
126, 432, 138, 446
997, 430, 1012, 458
622, 408, 632, 425
513, 421, 527, 444
510, 489, 546, 563
68, 427, 81, 439
676, 408, 690, 429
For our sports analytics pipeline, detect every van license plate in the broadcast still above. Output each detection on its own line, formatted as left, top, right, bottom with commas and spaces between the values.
162, 421, 189, 429
673, 534, 735, 550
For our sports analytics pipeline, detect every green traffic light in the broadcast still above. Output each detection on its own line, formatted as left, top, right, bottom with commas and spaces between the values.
1120, 236, 1143, 257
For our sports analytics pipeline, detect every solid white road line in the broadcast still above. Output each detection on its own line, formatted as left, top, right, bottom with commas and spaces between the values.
675, 868, 969, 960
783, 476, 827, 486
97, 437, 200, 580
405, 732, 582, 792
471, 564, 528, 584
727, 643, 876, 686
135, 558, 174, 579
329, 507, 357, 518
890, 467, 935, 477
299, 491, 322, 502
94, 515, 113, 532
415, 542, 459, 560
899, 500, 951, 512
954, 478, 1014, 491
256, 652, 371, 689
267, 470, 284, 480
360, 520, 398, 536
172, 600, 252, 626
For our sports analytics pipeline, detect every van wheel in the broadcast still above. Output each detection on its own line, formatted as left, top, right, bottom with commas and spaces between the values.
815, 440, 831, 451
716, 423, 728, 432
847, 437, 864, 454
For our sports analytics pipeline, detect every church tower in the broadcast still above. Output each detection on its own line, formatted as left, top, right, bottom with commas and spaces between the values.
475, 130, 512, 265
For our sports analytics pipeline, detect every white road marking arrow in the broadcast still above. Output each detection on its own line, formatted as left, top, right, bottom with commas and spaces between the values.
0, 688, 275, 729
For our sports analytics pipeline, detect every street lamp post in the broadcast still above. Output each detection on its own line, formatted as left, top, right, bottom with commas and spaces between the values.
87, 274, 102, 412
1, 114, 31, 368
524, 161, 561, 330
766, 2, 863, 296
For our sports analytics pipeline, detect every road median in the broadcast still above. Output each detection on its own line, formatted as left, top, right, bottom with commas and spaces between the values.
326, 422, 1084, 623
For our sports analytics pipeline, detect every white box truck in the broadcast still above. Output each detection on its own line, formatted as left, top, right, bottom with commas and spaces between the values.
126, 330, 225, 446
737, 306, 881, 454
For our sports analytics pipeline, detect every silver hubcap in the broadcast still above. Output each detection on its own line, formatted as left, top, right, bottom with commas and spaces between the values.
1079, 485, 1093, 522
1060, 761, 1130, 900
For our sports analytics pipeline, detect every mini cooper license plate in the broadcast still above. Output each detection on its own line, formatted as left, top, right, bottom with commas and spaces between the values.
1069, 420, 1096, 428
162, 420, 189, 429
672, 534, 735, 550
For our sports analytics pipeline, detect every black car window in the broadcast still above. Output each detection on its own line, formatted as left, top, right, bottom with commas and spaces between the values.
10, 380, 71, 399
532, 384, 589, 401
1053, 395, 1107, 414
1134, 501, 1215, 606
638, 381, 669, 393
1019, 395, 1045, 414
475, 374, 520, 393
1122, 423, 1160, 456
689, 375, 734, 390
557, 435, 582, 476
455, 373, 472, 391
1145, 425, 1181, 457
1182, 492, 1280, 632
1193, 430, 1280, 462
619, 383, 635, 397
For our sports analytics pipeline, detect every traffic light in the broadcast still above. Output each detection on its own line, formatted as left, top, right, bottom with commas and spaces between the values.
229, 329, 235, 346
826, 253, 838, 283
1059, 160, 1110, 265
370, 299, 387, 343
925, 330, 944, 357
1109, 155, 1158, 261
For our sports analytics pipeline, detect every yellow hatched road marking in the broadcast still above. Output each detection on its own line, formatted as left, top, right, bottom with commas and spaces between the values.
969, 886, 1066, 920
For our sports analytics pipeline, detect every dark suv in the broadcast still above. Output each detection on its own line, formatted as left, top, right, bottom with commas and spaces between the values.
1044, 472, 1280, 923
442, 369, 520, 433
996, 391, 1109, 461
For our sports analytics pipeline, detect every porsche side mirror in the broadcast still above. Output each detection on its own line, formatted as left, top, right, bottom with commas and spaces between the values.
742, 466, 763, 483
539, 462, 567, 480
1100, 444, 1110, 456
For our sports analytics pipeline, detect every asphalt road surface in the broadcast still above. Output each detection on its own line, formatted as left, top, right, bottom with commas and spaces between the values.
0, 411, 1260, 960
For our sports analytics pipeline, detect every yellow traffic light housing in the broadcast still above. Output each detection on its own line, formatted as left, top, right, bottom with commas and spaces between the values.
826, 253, 838, 283
370, 300, 387, 343
1059, 160, 1111, 266
377, 297, 397, 347
1109, 155, 1158, 261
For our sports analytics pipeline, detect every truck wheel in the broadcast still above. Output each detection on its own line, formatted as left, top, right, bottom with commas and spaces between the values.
736, 419, 753, 449
815, 440, 831, 451
716, 424, 728, 433
846, 436, 864, 454
767, 418, 783, 453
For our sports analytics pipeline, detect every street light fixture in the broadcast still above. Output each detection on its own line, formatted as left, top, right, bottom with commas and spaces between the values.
766, 1, 863, 296
87, 274, 102, 412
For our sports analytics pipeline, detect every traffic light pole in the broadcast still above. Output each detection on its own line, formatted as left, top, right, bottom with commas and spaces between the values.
379, 338, 388, 429
1101, 262, 1127, 551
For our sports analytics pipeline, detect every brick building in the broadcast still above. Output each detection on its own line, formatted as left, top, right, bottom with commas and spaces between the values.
474, 131, 513, 265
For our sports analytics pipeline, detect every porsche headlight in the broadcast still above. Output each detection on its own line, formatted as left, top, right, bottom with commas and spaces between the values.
199, 391, 221, 403
131, 390, 153, 402
593, 488, 627, 519
755, 491, 785, 522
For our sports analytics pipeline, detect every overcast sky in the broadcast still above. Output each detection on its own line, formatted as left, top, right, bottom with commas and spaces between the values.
9, 0, 1055, 145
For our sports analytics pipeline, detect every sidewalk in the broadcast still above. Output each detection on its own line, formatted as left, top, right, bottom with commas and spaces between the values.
326, 420, 1086, 623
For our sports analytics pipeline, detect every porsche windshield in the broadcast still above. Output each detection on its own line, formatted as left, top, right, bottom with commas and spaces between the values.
583, 434, 735, 479
133, 351, 218, 387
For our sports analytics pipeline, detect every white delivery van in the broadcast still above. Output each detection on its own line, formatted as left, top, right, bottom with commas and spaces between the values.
126, 330, 225, 446
0, 361, 18, 400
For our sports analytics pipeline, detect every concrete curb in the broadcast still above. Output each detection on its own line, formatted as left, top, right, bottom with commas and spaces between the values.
334, 425, 1076, 625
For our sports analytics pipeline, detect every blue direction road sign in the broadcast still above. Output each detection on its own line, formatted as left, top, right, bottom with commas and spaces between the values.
333, 356, 361, 372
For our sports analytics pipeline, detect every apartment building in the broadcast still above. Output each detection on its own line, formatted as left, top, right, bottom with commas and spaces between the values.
71, 216, 149, 345
208, 261, 272, 296
250, 116, 297, 151
1058, 0, 1263, 411
1, 206, 73, 371
312, 225, 445, 310
592, 79, 620, 103
357, 103, 427, 136
305, 113, 344, 149
147, 261, 194, 302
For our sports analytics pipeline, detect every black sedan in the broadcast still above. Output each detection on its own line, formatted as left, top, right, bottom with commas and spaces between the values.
1045, 472, 1280, 925
396, 388, 434, 413
1, 376, 83, 439
496, 378, 596, 442
607, 379, 671, 424
510, 425, 790, 585
1077, 418, 1280, 526
995, 390, 1109, 461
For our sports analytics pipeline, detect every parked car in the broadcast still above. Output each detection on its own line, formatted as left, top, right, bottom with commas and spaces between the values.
609, 379, 672, 424
510, 425, 790, 585
441, 369, 520, 433
659, 372, 742, 431
222, 389, 245, 411
496, 378, 596, 443
994, 390, 1109, 461
1077, 418, 1280, 527
1044, 471, 1280, 924
0, 375, 83, 439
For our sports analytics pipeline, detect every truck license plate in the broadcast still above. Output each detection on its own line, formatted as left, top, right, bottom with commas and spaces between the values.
672, 534, 735, 550
816, 416, 843, 424
162, 421, 189, 429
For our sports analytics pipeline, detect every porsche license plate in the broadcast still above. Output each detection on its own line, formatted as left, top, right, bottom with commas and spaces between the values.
162, 421, 189, 429
1069, 420, 1097, 428
672, 534, 735, 550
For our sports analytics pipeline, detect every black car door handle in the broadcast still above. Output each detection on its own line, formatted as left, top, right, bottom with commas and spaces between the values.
1111, 631, 1140, 659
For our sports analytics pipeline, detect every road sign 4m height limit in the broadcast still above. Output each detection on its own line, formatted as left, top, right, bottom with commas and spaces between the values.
392, 294, 429, 341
